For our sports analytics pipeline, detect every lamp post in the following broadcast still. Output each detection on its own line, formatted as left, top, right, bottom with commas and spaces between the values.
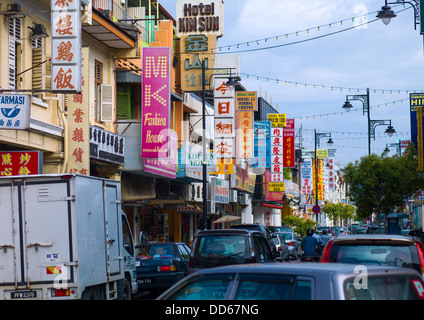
342, 88, 396, 155
384, 141, 402, 155
376, 0, 420, 30
201, 60, 239, 230
314, 130, 333, 223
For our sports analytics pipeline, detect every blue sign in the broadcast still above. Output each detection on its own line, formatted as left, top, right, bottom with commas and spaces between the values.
251, 121, 271, 168
0, 94, 30, 130
410, 93, 424, 149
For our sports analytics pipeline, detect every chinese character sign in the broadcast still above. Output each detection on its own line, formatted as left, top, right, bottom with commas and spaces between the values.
328, 158, 335, 191
271, 126, 284, 182
141, 47, 171, 159
236, 111, 253, 160
301, 159, 313, 195
283, 119, 295, 168
0, 94, 30, 130
51, 0, 81, 93
66, 47, 89, 175
0, 151, 43, 176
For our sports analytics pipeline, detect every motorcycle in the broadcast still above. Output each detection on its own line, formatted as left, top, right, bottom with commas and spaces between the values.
300, 254, 320, 262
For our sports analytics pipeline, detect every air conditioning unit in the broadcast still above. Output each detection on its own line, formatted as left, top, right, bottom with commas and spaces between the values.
229, 190, 237, 203
207, 200, 216, 213
240, 194, 249, 206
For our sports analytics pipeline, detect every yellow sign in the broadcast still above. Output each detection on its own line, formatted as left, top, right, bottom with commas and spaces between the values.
316, 149, 328, 159
267, 113, 286, 127
180, 35, 218, 92
210, 158, 234, 174
235, 91, 257, 111
269, 182, 285, 192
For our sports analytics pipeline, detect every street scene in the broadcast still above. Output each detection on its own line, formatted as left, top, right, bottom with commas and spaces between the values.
0, 0, 424, 306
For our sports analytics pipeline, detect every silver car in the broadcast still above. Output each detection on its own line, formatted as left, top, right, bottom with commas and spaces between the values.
274, 232, 301, 259
271, 233, 290, 262
157, 263, 424, 300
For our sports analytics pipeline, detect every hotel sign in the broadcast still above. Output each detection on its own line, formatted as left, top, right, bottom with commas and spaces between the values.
176, 0, 224, 37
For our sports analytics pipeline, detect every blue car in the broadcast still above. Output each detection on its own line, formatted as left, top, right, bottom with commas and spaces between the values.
135, 242, 191, 294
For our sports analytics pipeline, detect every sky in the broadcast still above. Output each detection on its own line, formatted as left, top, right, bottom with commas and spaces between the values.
159, 0, 424, 168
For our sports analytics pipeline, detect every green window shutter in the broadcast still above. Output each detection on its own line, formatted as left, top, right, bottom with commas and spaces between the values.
117, 85, 131, 119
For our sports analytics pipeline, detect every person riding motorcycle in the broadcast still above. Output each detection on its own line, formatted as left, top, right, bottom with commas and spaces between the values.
320, 229, 331, 247
301, 227, 320, 260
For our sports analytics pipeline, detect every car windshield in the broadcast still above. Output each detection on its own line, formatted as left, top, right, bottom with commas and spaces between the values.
167, 273, 312, 300
272, 237, 281, 245
136, 244, 174, 260
269, 227, 292, 233
345, 275, 424, 300
279, 233, 293, 241
332, 228, 340, 233
356, 228, 368, 234
328, 243, 421, 273
192, 235, 247, 268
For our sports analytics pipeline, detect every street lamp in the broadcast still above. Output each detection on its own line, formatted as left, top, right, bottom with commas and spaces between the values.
342, 88, 395, 155
377, 0, 420, 30
201, 60, 239, 230
384, 141, 402, 155
314, 130, 333, 223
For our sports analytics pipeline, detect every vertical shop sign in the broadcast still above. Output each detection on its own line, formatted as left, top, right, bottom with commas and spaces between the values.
144, 132, 177, 178
141, 47, 171, 159
236, 111, 254, 160
301, 159, 313, 195
252, 121, 271, 168
283, 119, 295, 167
410, 93, 424, 149
67, 47, 89, 175
270, 126, 284, 182
51, 0, 81, 93
327, 158, 335, 191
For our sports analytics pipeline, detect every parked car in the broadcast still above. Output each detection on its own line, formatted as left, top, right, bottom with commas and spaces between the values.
331, 227, 341, 235
271, 233, 290, 262
229, 223, 277, 257
157, 263, 424, 300
273, 232, 301, 259
268, 226, 293, 233
402, 229, 424, 244
321, 234, 424, 277
135, 242, 191, 294
316, 226, 333, 237
355, 227, 368, 234
339, 227, 349, 234
188, 229, 275, 274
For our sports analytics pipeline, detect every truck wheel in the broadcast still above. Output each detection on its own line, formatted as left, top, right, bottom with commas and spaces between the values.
81, 286, 101, 300
118, 278, 131, 300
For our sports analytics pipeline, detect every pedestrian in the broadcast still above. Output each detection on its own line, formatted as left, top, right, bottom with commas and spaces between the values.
320, 230, 331, 247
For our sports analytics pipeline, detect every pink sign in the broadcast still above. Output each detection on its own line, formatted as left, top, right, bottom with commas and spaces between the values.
141, 47, 171, 158
265, 171, 284, 202
143, 132, 177, 178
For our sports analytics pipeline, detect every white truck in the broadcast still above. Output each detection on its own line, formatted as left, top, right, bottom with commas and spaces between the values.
0, 174, 137, 300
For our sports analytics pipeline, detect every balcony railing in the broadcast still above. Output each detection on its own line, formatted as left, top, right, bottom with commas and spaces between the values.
92, 0, 150, 43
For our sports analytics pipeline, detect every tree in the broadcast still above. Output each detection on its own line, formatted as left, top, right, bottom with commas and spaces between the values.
322, 203, 355, 226
343, 142, 422, 233
283, 215, 316, 237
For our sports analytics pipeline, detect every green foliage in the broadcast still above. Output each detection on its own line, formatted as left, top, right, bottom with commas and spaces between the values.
282, 215, 316, 238
343, 142, 422, 222
322, 203, 355, 225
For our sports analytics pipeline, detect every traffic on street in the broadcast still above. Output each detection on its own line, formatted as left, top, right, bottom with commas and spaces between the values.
0, 0, 424, 309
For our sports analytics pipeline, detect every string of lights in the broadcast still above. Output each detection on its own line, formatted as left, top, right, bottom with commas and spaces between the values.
293, 98, 410, 120
241, 73, 424, 95
213, 5, 410, 54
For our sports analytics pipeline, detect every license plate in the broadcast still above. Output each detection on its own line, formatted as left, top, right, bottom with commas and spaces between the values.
11, 291, 37, 299
138, 278, 153, 284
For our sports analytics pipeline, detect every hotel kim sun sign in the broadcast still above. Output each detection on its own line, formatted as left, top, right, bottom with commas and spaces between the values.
141, 47, 171, 159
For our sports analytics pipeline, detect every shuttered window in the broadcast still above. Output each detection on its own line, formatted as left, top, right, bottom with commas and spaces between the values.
9, 18, 21, 90
94, 60, 102, 121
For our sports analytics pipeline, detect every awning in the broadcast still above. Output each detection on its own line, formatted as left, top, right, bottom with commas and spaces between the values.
177, 205, 200, 214
213, 215, 241, 224
260, 203, 284, 210
116, 71, 141, 83
147, 199, 186, 205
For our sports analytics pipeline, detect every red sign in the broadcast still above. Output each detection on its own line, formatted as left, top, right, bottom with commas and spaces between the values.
0, 151, 43, 176
283, 119, 295, 168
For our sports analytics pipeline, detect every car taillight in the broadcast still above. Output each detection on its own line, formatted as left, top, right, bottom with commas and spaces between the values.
416, 241, 424, 275
250, 257, 256, 263
321, 239, 333, 262
158, 265, 176, 272
278, 247, 282, 251
52, 288, 70, 297
289, 241, 294, 246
